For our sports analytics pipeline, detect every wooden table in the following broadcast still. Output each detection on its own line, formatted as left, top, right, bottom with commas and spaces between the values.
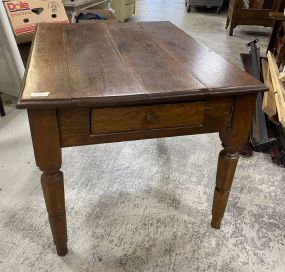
17, 21, 267, 256
226, 0, 284, 36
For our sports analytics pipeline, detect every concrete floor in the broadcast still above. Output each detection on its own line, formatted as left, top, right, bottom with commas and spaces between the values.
1, 0, 285, 271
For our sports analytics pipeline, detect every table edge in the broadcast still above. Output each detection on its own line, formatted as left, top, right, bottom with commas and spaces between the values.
17, 84, 267, 109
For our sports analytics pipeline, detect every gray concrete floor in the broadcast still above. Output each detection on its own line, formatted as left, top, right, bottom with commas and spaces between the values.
1, 1, 285, 271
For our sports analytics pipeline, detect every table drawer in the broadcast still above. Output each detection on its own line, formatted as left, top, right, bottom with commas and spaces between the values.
91, 102, 205, 134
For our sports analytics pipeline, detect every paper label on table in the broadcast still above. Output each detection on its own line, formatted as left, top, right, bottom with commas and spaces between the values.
31, 92, 50, 97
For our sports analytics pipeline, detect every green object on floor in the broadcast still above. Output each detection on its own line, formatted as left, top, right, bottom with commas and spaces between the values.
110, 0, 136, 22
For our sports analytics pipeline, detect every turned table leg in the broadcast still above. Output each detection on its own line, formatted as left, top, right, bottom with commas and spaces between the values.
211, 94, 256, 229
211, 147, 239, 228
28, 109, 68, 256
225, 16, 230, 29
229, 24, 234, 36
0, 94, 5, 117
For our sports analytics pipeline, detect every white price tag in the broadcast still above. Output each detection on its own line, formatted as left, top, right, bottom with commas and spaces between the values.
30, 92, 50, 97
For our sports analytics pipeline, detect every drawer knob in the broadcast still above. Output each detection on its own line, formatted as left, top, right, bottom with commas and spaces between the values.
146, 112, 157, 123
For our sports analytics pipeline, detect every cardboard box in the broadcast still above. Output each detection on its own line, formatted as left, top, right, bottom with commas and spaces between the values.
4, 0, 69, 44
78, 9, 118, 23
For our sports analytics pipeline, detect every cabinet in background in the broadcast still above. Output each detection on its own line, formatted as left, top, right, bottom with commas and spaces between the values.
110, 0, 136, 22
185, 0, 224, 13
226, 0, 285, 36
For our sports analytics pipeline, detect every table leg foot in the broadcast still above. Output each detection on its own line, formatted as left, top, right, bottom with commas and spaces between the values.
211, 149, 238, 229
56, 246, 68, 257
211, 218, 222, 229
41, 170, 68, 256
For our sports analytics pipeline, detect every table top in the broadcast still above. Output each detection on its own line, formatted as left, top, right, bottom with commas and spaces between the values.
17, 21, 266, 109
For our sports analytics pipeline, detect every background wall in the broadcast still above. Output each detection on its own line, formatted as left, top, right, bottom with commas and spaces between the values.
0, 1, 24, 97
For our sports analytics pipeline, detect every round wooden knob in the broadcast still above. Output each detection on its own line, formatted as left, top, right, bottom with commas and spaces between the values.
146, 112, 157, 123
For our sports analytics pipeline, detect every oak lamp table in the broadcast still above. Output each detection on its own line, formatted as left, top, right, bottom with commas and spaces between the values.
17, 21, 267, 256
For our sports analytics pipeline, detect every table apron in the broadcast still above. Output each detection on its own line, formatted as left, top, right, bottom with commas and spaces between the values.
56, 97, 233, 147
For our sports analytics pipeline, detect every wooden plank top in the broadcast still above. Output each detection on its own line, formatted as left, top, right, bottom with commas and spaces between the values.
17, 21, 267, 109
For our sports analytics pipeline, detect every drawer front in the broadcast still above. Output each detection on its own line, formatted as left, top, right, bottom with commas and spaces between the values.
91, 102, 205, 134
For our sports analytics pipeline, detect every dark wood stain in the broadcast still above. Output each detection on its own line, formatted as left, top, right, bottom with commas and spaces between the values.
91, 102, 205, 134
17, 22, 266, 109
18, 22, 264, 256
57, 98, 232, 147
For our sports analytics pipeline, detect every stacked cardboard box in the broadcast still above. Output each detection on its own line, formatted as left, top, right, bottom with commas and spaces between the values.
4, 0, 69, 44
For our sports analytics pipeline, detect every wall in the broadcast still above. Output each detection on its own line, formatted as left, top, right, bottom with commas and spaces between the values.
0, 1, 24, 97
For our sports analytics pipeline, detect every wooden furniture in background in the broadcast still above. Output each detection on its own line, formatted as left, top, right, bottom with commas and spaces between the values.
262, 58, 277, 118
226, 0, 284, 36
185, 0, 224, 13
249, 0, 264, 9
266, 51, 285, 126
17, 22, 266, 256
268, 12, 285, 66
266, 12, 285, 121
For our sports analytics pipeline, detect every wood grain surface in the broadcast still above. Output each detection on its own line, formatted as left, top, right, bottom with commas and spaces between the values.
28, 109, 68, 256
57, 97, 232, 147
17, 21, 266, 109
20, 20, 264, 256
21, 25, 71, 103
91, 102, 205, 134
